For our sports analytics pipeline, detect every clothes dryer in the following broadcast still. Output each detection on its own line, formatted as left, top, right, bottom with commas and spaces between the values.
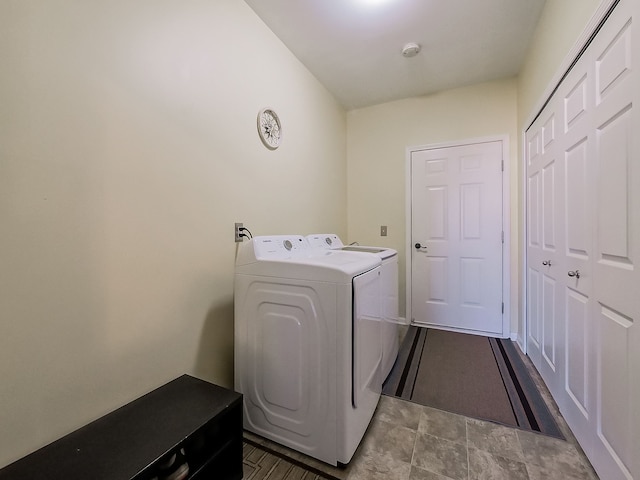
234, 235, 383, 466
306, 234, 399, 381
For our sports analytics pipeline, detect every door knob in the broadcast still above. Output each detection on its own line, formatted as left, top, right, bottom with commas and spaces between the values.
542, 260, 552, 266
415, 243, 427, 251
568, 270, 580, 279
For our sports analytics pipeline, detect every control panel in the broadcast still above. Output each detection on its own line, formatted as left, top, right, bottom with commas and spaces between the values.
306, 234, 344, 249
251, 235, 309, 259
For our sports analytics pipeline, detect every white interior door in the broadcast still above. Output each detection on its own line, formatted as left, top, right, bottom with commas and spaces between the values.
410, 140, 504, 336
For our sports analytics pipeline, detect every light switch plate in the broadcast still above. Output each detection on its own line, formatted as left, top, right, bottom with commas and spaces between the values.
380, 225, 387, 236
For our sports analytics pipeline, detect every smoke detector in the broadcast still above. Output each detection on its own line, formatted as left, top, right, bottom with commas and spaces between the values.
402, 43, 421, 58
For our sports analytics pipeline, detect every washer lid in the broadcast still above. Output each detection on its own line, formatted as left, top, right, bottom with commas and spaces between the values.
307, 234, 397, 259
340, 245, 397, 260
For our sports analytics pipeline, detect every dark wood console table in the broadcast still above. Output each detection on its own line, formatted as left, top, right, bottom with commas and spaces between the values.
0, 375, 242, 480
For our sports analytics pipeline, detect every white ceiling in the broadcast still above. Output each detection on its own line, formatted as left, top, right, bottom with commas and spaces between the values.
244, 0, 547, 110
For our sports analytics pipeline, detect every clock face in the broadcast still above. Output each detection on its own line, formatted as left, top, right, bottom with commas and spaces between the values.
257, 108, 282, 149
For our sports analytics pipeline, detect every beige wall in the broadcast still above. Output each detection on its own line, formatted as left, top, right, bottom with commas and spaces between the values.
0, 0, 346, 467
516, 0, 602, 342
346, 78, 518, 326
518, 0, 602, 127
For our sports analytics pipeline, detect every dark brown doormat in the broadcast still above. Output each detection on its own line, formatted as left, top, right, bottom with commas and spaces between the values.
383, 326, 564, 439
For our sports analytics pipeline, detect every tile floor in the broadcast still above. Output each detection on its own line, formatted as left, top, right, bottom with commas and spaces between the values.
345, 396, 598, 480
243, 441, 331, 480
244, 343, 600, 480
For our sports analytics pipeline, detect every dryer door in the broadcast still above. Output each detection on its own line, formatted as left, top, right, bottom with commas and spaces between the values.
352, 267, 382, 409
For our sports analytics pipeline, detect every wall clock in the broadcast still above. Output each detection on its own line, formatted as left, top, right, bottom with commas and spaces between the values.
257, 108, 282, 150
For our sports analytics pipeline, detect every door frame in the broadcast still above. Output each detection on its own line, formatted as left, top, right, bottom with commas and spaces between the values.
405, 135, 511, 338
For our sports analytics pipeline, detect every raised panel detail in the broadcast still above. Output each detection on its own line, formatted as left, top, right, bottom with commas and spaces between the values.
597, 106, 632, 266
565, 139, 589, 259
542, 161, 556, 252
565, 75, 587, 131
566, 288, 589, 418
426, 186, 447, 240
542, 275, 556, 371
427, 257, 448, 304
597, 304, 633, 478
528, 268, 540, 348
529, 131, 540, 166
426, 158, 447, 174
528, 173, 540, 248
596, 20, 632, 103
461, 183, 481, 240
543, 114, 555, 150
460, 258, 482, 306
460, 154, 482, 171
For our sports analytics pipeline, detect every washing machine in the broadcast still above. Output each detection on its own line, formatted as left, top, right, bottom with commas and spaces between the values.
234, 235, 383, 466
306, 234, 399, 381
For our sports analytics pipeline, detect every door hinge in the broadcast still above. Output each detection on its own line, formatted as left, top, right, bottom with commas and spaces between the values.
501, 160, 504, 171
501, 231, 504, 244
502, 302, 504, 314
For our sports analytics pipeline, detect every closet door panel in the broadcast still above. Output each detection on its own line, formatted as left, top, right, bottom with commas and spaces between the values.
597, 109, 631, 260
565, 289, 590, 413
564, 139, 591, 260
541, 275, 557, 372
595, 18, 632, 105
564, 286, 592, 444
527, 267, 541, 352
526, 126, 543, 366
528, 171, 541, 251
540, 105, 564, 397
527, 93, 565, 400
596, 306, 634, 480
542, 162, 557, 253
590, 2, 638, 477
594, 30, 634, 313
565, 74, 588, 130
558, 51, 595, 450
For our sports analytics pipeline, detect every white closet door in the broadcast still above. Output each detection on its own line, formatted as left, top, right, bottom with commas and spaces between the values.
589, 1, 639, 477
526, 121, 543, 363
525, 92, 565, 403
557, 35, 596, 455
526, 0, 639, 478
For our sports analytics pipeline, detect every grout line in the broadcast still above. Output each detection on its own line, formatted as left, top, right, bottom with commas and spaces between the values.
465, 419, 470, 480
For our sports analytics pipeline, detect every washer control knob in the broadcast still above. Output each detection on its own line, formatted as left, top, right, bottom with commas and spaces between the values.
283, 240, 293, 251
